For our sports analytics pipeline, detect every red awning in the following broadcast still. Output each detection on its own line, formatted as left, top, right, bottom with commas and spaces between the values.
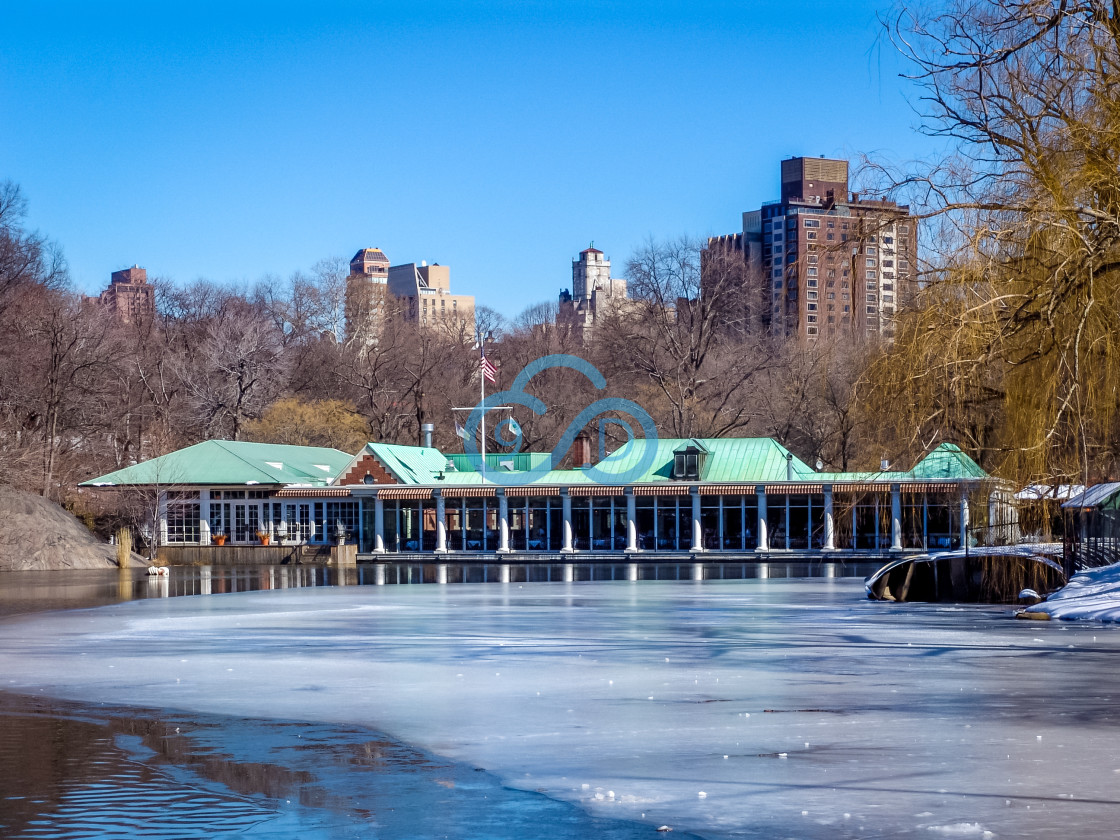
377, 488, 434, 500
439, 487, 496, 498
698, 484, 757, 496
568, 485, 625, 497
632, 485, 691, 496
273, 488, 352, 497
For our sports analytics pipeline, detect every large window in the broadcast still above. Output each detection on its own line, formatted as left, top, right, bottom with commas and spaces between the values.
326, 501, 361, 543
165, 491, 200, 543
525, 496, 562, 550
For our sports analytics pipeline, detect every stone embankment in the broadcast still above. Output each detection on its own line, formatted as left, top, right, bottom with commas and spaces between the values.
0, 485, 119, 571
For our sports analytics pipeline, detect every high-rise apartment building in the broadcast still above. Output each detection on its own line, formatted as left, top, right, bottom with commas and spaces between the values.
387, 261, 474, 332
703, 157, 916, 341
557, 245, 628, 341
345, 248, 476, 342
344, 248, 391, 345
87, 265, 155, 324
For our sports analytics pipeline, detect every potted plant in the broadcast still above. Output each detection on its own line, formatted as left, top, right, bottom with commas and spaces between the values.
334, 520, 347, 545
213, 532, 227, 546
257, 530, 271, 546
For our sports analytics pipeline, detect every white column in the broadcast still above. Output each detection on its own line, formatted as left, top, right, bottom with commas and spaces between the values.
199, 489, 211, 545
691, 490, 703, 552
891, 484, 903, 551
157, 491, 169, 548
435, 493, 447, 553
373, 496, 385, 553
626, 493, 637, 552
561, 492, 573, 553
498, 493, 510, 553
960, 494, 970, 548
822, 485, 835, 551
755, 486, 769, 552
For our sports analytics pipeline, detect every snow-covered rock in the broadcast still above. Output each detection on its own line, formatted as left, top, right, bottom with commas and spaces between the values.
1025, 563, 1120, 622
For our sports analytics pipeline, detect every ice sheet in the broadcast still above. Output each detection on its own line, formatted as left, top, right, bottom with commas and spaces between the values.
2, 578, 1119, 838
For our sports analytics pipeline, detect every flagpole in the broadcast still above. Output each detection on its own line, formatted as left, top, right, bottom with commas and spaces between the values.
479, 330, 486, 484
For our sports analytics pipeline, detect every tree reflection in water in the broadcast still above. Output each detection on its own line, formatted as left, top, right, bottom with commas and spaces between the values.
0, 690, 691, 840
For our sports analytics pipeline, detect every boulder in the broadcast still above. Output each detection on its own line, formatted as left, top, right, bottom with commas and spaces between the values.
0, 485, 119, 571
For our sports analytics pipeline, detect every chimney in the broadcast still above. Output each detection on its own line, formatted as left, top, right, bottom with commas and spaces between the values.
421, 423, 434, 448
573, 431, 592, 468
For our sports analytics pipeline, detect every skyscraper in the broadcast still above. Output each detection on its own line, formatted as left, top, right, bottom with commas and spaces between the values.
703, 157, 916, 341
387, 261, 474, 332
557, 245, 628, 341
87, 265, 155, 324
344, 247, 390, 345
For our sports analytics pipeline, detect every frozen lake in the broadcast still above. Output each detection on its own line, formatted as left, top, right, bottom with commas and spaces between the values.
2, 575, 1119, 838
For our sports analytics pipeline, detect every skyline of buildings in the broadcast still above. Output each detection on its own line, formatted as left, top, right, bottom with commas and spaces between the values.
344, 247, 475, 345
83, 155, 915, 344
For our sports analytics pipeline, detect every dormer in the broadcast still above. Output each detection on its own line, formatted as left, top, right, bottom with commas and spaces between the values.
672, 440, 709, 480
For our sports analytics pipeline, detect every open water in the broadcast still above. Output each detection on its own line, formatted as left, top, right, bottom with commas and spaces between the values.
1, 563, 1118, 838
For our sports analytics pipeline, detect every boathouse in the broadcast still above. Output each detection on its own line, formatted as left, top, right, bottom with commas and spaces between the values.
81, 437, 1006, 560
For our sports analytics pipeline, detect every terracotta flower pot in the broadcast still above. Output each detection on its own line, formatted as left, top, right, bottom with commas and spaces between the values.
213, 534, 227, 546
258, 534, 271, 546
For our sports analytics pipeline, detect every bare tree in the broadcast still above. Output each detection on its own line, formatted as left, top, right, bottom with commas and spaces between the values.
0, 181, 68, 307
595, 236, 771, 438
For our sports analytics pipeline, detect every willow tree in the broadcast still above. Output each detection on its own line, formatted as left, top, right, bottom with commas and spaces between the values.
864, 0, 1120, 485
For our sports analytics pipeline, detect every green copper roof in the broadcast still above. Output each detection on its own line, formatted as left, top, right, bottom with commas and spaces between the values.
365, 443, 450, 484
81, 437, 990, 491
906, 443, 987, 480
446, 452, 553, 473
81, 441, 352, 487
587, 437, 816, 484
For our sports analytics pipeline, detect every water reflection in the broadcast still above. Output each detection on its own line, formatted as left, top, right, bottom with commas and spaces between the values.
0, 691, 700, 840
0, 561, 880, 617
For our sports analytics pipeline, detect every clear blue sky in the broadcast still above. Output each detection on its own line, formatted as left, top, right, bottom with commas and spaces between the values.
1, 1, 937, 318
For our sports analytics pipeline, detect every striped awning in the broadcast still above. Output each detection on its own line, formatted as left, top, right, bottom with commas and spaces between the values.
568, 485, 625, 497
377, 488, 434, 500
900, 482, 964, 494
632, 485, 691, 496
273, 487, 352, 498
763, 483, 824, 494
699, 484, 757, 496
503, 486, 561, 497
439, 487, 496, 498
829, 483, 891, 494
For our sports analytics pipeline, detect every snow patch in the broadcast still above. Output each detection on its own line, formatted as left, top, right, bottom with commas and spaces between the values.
1029, 563, 1120, 623
927, 823, 993, 836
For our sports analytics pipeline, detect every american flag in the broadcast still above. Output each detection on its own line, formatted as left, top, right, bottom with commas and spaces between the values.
480, 353, 498, 384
